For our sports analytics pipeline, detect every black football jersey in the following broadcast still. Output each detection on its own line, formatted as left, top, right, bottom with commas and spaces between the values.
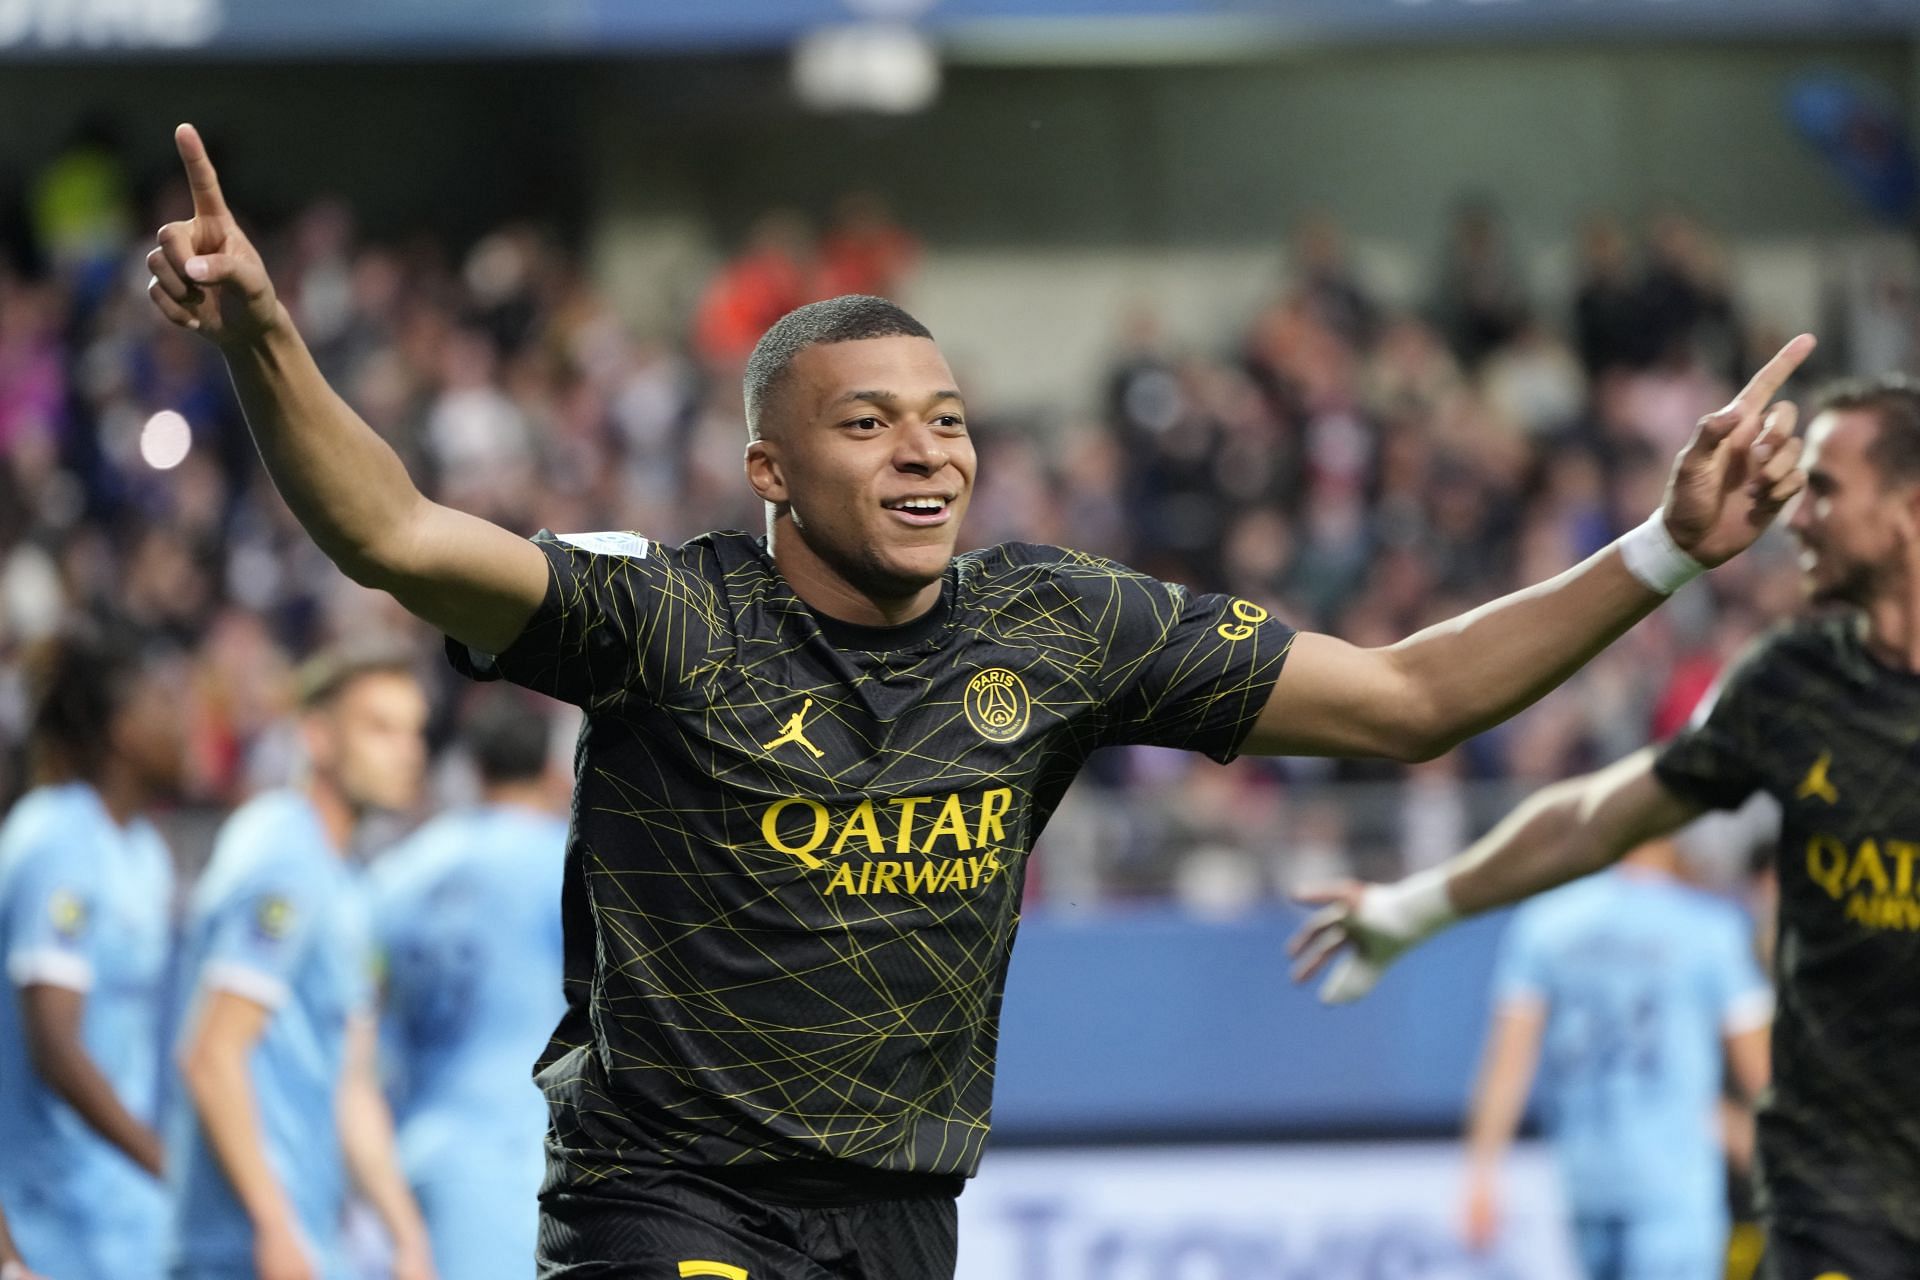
450, 528, 1291, 1181
1656, 614, 1920, 1239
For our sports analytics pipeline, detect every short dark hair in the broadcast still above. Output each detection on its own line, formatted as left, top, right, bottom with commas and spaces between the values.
743, 295, 933, 440
26, 627, 149, 785
1815, 373, 1920, 485
461, 690, 550, 786
296, 641, 417, 711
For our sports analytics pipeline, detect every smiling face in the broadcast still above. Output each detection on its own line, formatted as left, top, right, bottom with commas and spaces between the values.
746, 334, 975, 617
1786, 408, 1919, 607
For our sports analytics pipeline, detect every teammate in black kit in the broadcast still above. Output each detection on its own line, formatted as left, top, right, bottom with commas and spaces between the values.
1293, 374, 1920, 1280
150, 122, 1811, 1278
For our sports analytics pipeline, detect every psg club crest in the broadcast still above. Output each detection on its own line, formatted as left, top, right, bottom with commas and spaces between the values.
965, 668, 1030, 743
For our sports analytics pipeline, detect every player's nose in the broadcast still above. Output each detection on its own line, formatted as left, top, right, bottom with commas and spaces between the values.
891, 420, 949, 474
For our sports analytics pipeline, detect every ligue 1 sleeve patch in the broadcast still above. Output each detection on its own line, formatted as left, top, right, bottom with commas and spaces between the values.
48, 890, 88, 939
254, 895, 296, 941
556, 531, 651, 558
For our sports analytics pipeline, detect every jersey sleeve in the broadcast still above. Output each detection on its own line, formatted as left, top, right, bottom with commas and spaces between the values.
1077, 559, 1294, 763
1490, 906, 1551, 1008
1652, 638, 1770, 811
445, 530, 681, 710
2, 841, 102, 992
196, 863, 327, 1011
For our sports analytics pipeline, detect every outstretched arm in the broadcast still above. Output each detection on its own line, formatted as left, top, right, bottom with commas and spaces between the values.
1242, 334, 1813, 762
1460, 1000, 1546, 1254
146, 124, 546, 654
1290, 748, 1703, 1000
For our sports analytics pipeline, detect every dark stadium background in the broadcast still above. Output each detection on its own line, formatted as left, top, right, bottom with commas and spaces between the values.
2, 2, 1915, 1276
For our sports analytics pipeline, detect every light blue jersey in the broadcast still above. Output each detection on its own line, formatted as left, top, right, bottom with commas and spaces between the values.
371, 803, 567, 1277
1493, 869, 1770, 1278
167, 789, 372, 1279
0, 782, 172, 1280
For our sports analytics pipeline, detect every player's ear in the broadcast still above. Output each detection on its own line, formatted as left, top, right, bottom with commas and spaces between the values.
745, 439, 789, 505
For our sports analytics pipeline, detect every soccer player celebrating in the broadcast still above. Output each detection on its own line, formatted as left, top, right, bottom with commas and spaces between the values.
1293, 374, 1920, 1279
0, 633, 183, 1280
169, 650, 435, 1280
1459, 836, 1772, 1280
150, 122, 1808, 1277
371, 690, 568, 1276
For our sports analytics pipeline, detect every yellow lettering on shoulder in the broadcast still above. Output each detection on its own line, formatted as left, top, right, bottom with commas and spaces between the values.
680, 1264, 749, 1280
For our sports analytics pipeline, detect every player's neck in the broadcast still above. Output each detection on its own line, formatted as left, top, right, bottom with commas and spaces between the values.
91, 760, 150, 827
303, 779, 357, 856
767, 525, 945, 628
482, 781, 552, 814
1859, 589, 1920, 674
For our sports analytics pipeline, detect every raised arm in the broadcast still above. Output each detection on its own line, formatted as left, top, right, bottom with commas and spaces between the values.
1242, 334, 1813, 762
146, 124, 546, 654
1290, 747, 1703, 1001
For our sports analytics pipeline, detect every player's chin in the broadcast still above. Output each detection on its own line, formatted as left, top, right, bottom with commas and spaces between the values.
867, 538, 954, 591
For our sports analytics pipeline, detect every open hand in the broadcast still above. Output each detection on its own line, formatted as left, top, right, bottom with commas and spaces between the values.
1660, 333, 1816, 567
1288, 878, 1399, 1004
147, 123, 282, 346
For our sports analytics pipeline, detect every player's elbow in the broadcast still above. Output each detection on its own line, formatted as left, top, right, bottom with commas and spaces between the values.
1389, 706, 1458, 763
1382, 689, 1461, 763
324, 497, 433, 593
176, 1034, 236, 1105
23, 1029, 80, 1092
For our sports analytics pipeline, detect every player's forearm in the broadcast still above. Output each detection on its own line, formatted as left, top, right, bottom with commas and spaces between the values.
179, 1038, 301, 1232
1387, 546, 1662, 759
1442, 781, 1631, 917
25, 1015, 164, 1176
1464, 1011, 1541, 1174
1443, 750, 1692, 917
221, 310, 432, 587
337, 1072, 428, 1252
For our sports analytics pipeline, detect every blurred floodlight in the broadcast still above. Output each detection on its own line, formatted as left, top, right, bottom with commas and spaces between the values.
140, 410, 192, 471
792, 23, 940, 115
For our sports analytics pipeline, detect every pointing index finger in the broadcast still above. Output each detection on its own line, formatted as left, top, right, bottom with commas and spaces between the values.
1729, 333, 1817, 415
174, 123, 229, 220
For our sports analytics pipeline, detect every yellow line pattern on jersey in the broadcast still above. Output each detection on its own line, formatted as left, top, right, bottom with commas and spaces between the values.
533, 534, 1286, 1180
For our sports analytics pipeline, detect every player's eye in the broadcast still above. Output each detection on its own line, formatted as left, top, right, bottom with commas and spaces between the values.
845, 416, 884, 432
934, 414, 966, 430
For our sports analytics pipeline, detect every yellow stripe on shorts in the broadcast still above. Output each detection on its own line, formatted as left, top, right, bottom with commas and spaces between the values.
678, 1262, 749, 1280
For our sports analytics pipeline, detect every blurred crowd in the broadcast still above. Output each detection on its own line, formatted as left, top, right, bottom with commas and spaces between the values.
1, 125, 1914, 905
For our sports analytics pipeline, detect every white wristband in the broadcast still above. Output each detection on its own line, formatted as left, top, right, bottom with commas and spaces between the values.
1618, 512, 1704, 595
1361, 866, 1460, 945
1318, 867, 1462, 1005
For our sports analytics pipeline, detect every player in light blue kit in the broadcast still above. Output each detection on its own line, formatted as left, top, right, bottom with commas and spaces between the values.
169, 649, 436, 1280
0, 633, 185, 1280
1460, 837, 1772, 1280
373, 689, 567, 1276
